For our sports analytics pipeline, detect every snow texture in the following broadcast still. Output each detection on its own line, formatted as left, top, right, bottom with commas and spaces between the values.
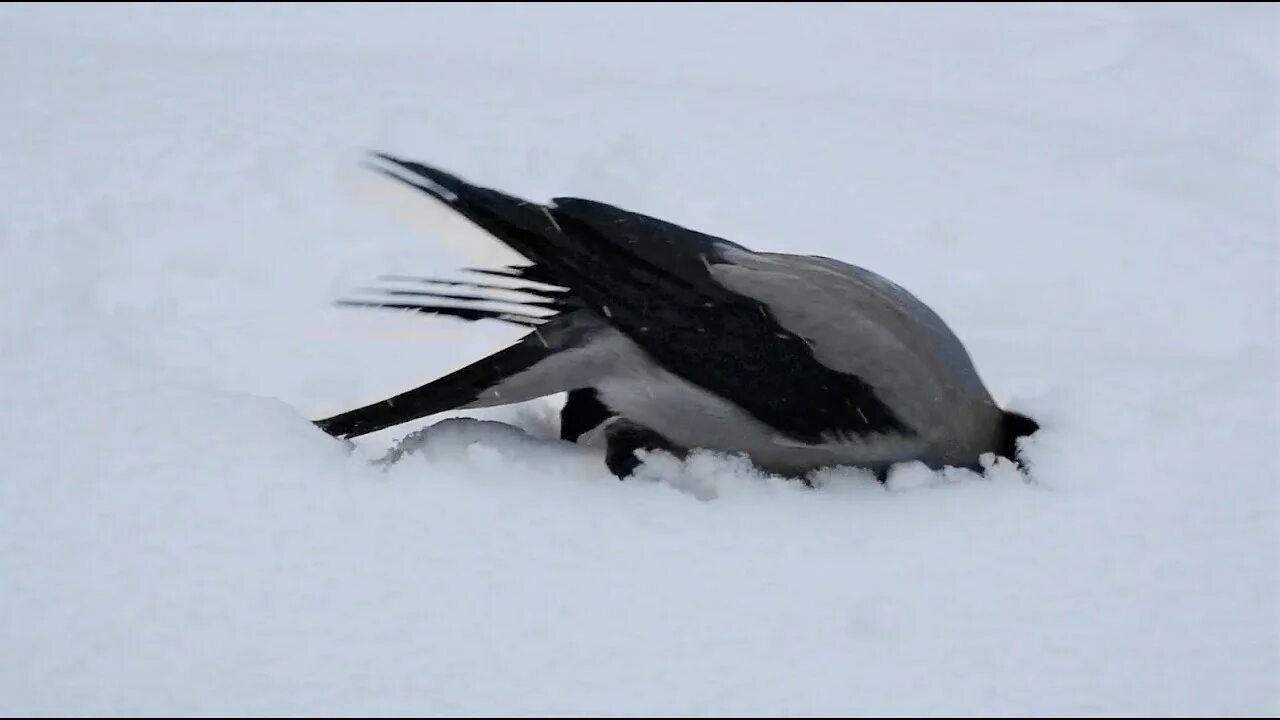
1, 3, 1276, 716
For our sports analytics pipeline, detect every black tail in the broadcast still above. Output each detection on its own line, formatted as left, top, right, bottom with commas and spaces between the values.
314, 335, 556, 439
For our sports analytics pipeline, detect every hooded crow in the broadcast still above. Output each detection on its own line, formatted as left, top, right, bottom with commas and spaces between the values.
315, 153, 1039, 482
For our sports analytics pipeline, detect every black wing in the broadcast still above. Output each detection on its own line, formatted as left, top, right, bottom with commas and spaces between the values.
335, 269, 572, 328
364, 153, 911, 443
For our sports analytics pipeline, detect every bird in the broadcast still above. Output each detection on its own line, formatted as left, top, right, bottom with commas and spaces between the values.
314, 152, 1040, 482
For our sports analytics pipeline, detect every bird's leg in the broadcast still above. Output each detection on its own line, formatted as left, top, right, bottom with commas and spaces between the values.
603, 418, 687, 480
560, 388, 616, 442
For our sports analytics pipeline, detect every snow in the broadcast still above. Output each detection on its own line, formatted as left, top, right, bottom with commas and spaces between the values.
2, 3, 1276, 715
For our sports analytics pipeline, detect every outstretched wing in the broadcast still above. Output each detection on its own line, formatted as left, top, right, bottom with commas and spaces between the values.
334, 267, 573, 328
360, 153, 912, 444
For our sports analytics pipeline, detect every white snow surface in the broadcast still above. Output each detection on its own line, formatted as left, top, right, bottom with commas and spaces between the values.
2, 3, 1276, 716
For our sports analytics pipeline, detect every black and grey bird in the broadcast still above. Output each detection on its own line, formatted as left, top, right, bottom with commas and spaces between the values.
315, 153, 1039, 482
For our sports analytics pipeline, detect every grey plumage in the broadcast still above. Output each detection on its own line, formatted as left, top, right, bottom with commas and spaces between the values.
314, 153, 1039, 481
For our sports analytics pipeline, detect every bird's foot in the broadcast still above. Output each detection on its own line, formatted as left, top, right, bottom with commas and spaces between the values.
560, 388, 616, 442
603, 419, 687, 480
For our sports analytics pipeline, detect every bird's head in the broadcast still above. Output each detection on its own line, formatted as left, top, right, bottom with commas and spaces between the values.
997, 408, 1041, 472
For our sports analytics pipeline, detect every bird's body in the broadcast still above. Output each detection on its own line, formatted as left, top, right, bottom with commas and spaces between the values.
316, 153, 1038, 480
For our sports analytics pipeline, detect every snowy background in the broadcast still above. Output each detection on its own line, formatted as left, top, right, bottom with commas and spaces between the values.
2, 3, 1276, 716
